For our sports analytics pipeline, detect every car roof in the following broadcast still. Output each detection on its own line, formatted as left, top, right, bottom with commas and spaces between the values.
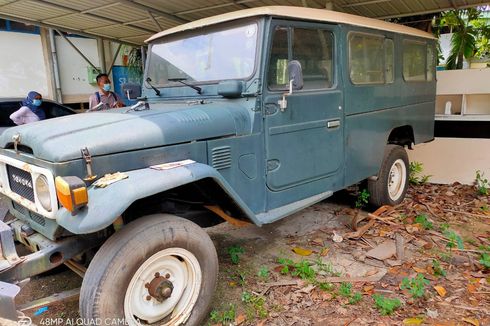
146, 5, 435, 43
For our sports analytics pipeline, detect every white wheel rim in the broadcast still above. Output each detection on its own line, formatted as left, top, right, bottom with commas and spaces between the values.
124, 248, 202, 325
388, 159, 406, 201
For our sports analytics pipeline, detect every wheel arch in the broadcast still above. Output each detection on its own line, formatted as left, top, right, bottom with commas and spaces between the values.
56, 163, 259, 234
387, 125, 415, 149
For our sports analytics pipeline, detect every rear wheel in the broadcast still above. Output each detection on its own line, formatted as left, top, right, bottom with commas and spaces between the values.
368, 145, 409, 206
80, 214, 218, 326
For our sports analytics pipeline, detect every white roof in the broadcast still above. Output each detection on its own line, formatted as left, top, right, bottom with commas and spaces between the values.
146, 6, 436, 43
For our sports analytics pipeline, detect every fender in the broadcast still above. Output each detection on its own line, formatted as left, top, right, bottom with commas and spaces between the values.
56, 162, 260, 234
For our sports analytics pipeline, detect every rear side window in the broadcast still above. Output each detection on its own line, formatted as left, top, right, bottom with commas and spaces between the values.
348, 33, 386, 84
403, 40, 426, 82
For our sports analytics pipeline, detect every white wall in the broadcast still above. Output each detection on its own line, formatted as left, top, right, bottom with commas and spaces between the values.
0, 31, 49, 98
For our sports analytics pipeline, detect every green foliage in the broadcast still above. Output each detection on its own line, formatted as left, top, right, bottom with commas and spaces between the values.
349, 292, 363, 305
241, 291, 268, 319
444, 230, 464, 249
318, 282, 335, 292
228, 245, 244, 265
475, 170, 489, 196
257, 266, 269, 280
401, 274, 430, 298
209, 304, 236, 325
434, 8, 488, 69
415, 214, 433, 230
439, 223, 450, 232
372, 294, 401, 315
291, 260, 316, 280
480, 253, 490, 269
409, 162, 431, 185
432, 259, 447, 277
355, 189, 370, 209
339, 282, 352, 297
277, 257, 294, 275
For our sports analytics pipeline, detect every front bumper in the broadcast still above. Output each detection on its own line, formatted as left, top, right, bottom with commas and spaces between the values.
0, 218, 104, 321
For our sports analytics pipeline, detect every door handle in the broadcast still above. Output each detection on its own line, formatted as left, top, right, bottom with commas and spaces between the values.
327, 120, 341, 128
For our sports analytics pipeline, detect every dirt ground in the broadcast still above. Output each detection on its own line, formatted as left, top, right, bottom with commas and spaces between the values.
11, 183, 490, 325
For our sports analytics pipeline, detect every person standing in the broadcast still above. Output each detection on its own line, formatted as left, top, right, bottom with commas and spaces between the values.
88, 73, 125, 111
10, 91, 46, 125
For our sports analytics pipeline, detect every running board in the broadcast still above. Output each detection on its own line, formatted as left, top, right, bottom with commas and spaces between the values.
256, 191, 333, 225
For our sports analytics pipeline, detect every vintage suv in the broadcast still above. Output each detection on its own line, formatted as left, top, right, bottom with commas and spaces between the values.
0, 6, 435, 325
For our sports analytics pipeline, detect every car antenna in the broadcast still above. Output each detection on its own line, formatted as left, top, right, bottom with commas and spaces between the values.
168, 78, 202, 95
145, 77, 161, 96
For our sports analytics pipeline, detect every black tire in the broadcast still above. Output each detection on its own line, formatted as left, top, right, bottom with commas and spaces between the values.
79, 214, 218, 326
368, 145, 409, 206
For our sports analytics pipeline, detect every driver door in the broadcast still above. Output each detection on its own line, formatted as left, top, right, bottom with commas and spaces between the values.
264, 21, 344, 191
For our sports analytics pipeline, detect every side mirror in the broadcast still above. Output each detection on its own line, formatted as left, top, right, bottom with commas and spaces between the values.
288, 60, 304, 91
278, 60, 304, 112
122, 82, 141, 100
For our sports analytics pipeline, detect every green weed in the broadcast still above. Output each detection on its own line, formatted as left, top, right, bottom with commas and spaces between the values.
372, 294, 401, 315
339, 282, 352, 297
475, 170, 489, 195
318, 282, 335, 292
257, 266, 269, 280
479, 253, 490, 269
401, 274, 430, 299
415, 214, 433, 230
349, 292, 363, 305
355, 189, 370, 209
228, 245, 244, 265
432, 259, 446, 277
291, 260, 316, 280
241, 291, 268, 319
209, 304, 236, 325
444, 230, 464, 249
409, 162, 431, 185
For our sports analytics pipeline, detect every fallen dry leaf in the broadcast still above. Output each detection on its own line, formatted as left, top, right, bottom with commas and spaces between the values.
462, 317, 480, 326
412, 267, 427, 274
319, 247, 330, 256
434, 285, 447, 297
403, 317, 424, 325
310, 238, 324, 246
235, 313, 246, 325
292, 247, 313, 256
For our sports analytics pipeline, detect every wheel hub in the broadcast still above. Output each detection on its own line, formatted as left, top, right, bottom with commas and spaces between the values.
147, 274, 174, 302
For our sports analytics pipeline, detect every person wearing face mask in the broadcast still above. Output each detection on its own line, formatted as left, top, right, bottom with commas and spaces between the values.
10, 91, 46, 125
88, 73, 124, 111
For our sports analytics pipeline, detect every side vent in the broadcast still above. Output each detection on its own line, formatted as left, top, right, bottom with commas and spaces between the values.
212, 146, 232, 170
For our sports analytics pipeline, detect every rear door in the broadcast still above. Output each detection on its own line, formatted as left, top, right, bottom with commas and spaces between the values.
263, 21, 343, 191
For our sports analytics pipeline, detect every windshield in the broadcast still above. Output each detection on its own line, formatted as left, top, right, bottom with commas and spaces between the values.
147, 22, 258, 86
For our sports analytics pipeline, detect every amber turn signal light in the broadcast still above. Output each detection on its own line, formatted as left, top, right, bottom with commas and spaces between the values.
55, 176, 88, 214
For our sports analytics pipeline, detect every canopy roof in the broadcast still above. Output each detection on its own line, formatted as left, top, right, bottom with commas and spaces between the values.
0, 0, 488, 45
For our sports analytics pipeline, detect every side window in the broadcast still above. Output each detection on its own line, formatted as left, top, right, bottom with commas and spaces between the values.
349, 33, 385, 84
293, 28, 334, 89
403, 40, 426, 82
427, 44, 435, 81
385, 39, 394, 84
267, 27, 289, 90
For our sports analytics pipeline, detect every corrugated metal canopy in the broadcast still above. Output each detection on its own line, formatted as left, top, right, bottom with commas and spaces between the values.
0, 0, 488, 45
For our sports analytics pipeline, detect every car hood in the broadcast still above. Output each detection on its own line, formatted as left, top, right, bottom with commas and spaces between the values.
0, 102, 251, 162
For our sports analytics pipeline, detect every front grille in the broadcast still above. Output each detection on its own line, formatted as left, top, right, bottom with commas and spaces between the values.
7, 165, 34, 202
12, 201, 46, 226
12, 201, 27, 215
29, 212, 46, 226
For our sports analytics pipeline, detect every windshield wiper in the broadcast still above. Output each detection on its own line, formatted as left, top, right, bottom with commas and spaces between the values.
145, 77, 161, 96
168, 78, 202, 95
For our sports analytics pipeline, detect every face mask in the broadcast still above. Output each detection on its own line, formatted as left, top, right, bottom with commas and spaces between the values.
103, 83, 111, 92
32, 99, 42, 106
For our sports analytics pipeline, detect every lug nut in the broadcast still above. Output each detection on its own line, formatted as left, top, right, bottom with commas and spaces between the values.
154, 272, 160, 278
165, 273, 170, 279
146, 295, 152, 301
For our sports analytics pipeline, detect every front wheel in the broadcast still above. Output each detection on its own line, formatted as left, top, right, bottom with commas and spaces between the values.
79, 214, 218, 326
368, 145, 409, 206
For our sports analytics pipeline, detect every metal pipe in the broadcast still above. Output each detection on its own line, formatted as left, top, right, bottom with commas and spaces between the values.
55, 29, 100, 72
97, 38, 106, 73
107, 43, 122, 76
48, 29, 62, 103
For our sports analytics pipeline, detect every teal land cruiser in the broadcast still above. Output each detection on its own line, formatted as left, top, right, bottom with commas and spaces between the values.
0, 6, 435, 325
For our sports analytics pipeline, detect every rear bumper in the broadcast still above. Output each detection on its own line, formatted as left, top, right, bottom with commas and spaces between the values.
0, 218, 104, 321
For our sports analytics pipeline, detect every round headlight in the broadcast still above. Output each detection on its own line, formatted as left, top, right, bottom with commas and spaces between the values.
35, 175, 52, 212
